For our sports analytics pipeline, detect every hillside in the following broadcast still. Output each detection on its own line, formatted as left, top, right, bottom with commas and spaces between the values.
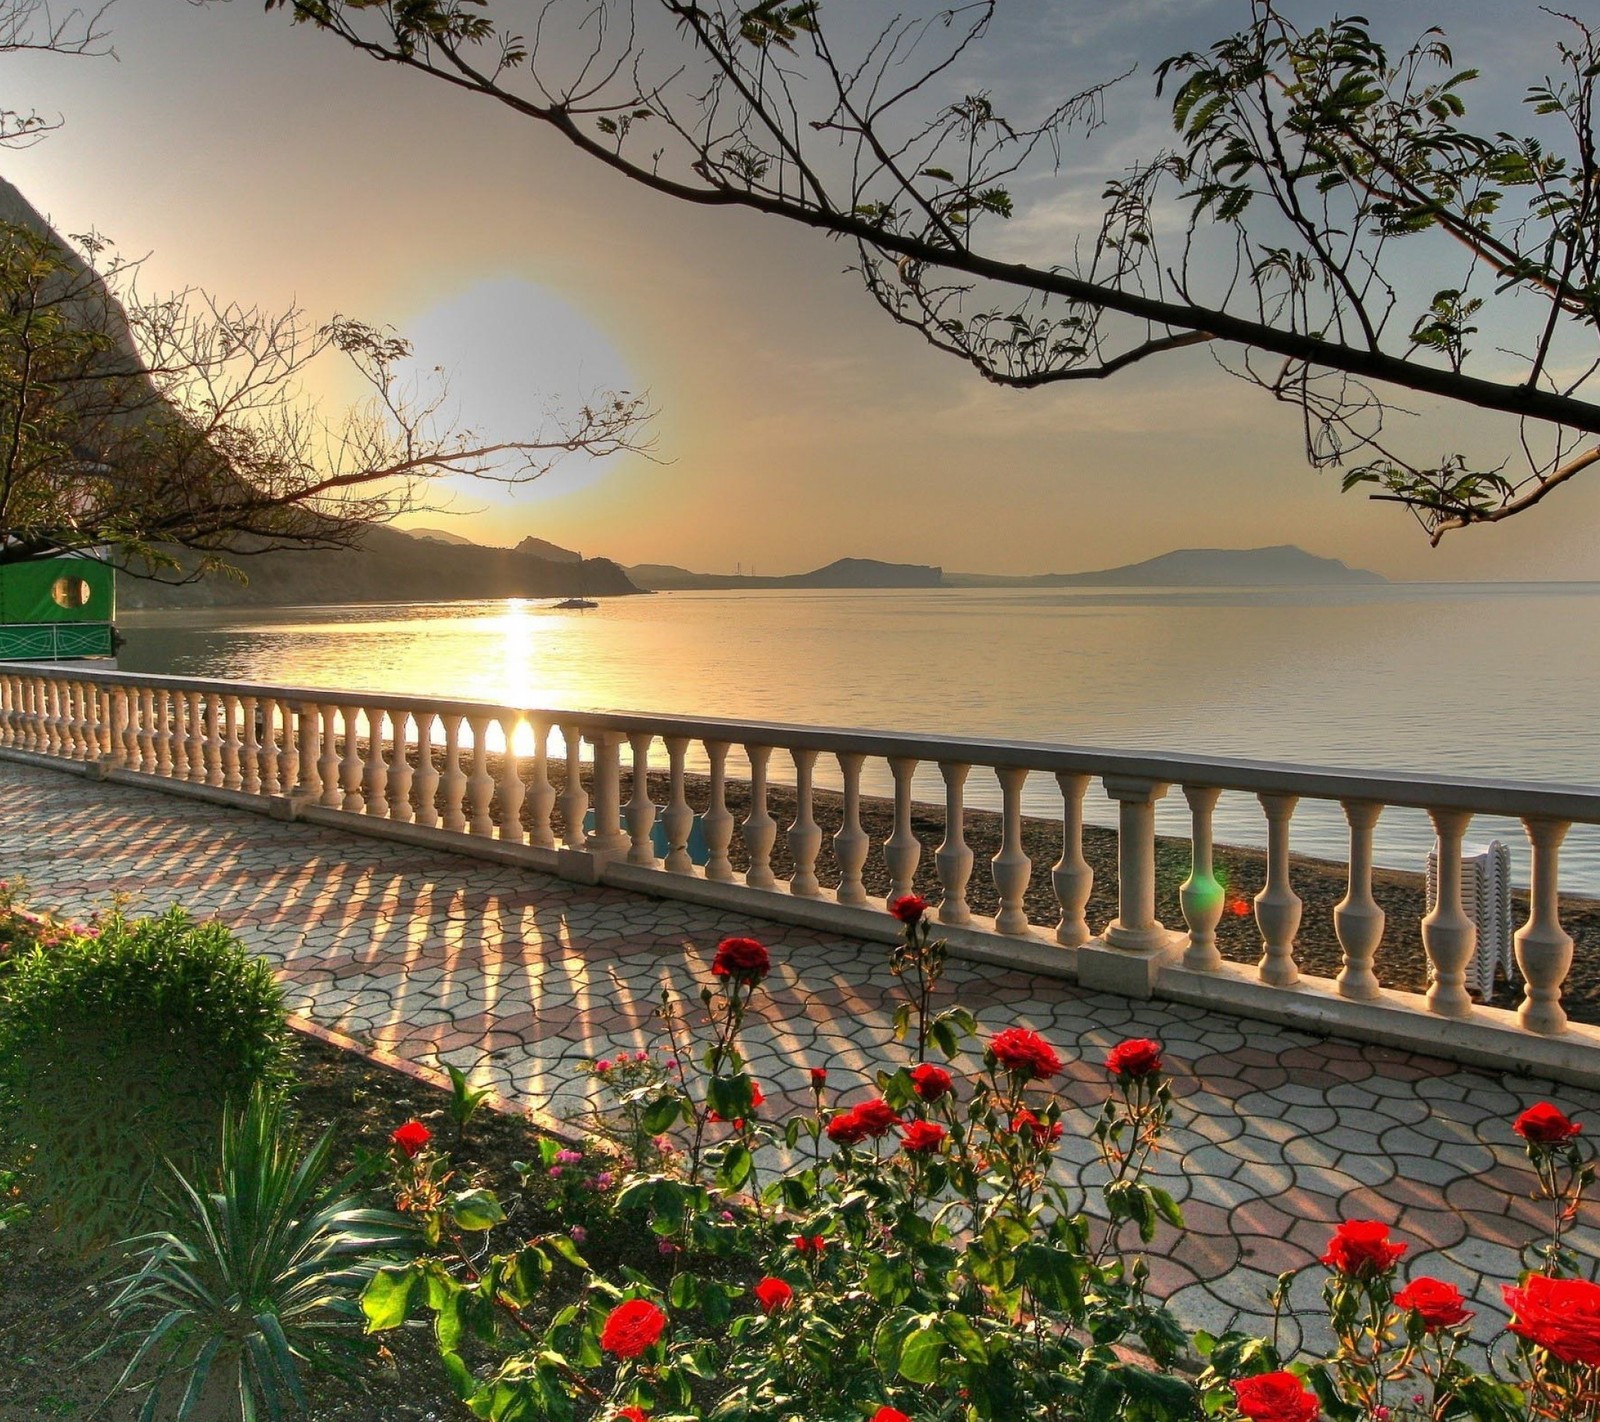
945, 545, 1386, 587
626, 557, 942, 590
120, 527, 641, 609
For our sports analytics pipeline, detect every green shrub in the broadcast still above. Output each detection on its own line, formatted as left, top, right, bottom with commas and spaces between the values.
0, 906, 288, 1251
97, 1086, 414, 1422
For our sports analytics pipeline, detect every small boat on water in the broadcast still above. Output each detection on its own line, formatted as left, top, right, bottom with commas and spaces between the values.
550, 553, 599, 611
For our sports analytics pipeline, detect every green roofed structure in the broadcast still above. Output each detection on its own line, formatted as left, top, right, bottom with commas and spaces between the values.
0, 556, 116, 661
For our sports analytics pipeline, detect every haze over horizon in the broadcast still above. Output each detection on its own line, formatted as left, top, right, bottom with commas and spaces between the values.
4, 1, 1599, 583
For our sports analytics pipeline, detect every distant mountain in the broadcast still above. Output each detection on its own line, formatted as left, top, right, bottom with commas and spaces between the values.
945, 545, 1386, 587
404, 526, 477, 546
121, 525, 642, 609
514, 535, 582, 563
626, 557, 942, 591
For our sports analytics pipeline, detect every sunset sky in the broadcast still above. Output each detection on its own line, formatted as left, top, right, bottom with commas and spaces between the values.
4, 0, 1598, 582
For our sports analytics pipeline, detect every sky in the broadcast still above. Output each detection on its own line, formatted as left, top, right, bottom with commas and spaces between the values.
3, 0, 1599, 580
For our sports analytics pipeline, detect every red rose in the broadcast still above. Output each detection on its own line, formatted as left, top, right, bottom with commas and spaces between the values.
792, 1233, 826, 1256
1230, 1371, 1320, 1422
1321, 1220, 1406, 1277
617, 1410, 649, 1422
809, 1066, 828, 1087
872, 1410, 911, 1422
1009, 1107, 1063, 1147
1514, 1102, 1582, 1146
391, 1120, 431, 1158
826, 1108, 872, 1146
910, 1063, 953, 1101
1393, 1277, 1472, 1330
852, 1098, 904, 1137
753, 1276, 794, 1313
900, 1120, 947, 1155
1106, 1037, 1163, 1079
1504, 1273, 1600, 1366
599, 1299, 667, 1359
708, 1081, 764, 1126
988, 1026, 1062, 1081
710, 936, 770, 983
889, 894, 928, 925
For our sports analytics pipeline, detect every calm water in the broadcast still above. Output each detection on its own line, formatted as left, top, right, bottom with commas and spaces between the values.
118, 584, 1600, 894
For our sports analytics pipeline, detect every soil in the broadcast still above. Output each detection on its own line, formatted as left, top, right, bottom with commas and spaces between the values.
0, 1030, 657, 1422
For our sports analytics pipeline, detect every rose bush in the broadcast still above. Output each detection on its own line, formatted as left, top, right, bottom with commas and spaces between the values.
357, 908, 1600, 1422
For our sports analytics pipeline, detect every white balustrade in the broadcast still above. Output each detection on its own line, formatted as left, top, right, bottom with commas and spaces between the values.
7, 665, 1600, 1080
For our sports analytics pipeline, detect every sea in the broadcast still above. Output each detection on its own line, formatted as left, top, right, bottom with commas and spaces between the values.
117, 583, 1600, 896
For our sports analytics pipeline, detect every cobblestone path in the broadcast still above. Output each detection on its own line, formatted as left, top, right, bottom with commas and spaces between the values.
4, 757, 1596, 1351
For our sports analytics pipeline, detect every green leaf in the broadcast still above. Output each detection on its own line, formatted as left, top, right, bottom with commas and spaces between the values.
717, 1141, 753, 1191
940, 1310, 988, 1364
642, 1094, 683, 1134
361, 1265, 416, 1332
449, 1188, 507, 1232
898, 1323, 946, 1383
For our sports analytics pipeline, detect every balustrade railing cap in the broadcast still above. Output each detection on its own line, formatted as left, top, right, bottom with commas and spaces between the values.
10, 662, 1600, 824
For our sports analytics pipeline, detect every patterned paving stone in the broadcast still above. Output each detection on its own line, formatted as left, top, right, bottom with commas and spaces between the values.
4, 756, 1600, 1351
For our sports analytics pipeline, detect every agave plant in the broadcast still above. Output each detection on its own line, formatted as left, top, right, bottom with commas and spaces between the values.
95, 1087, 416, 1422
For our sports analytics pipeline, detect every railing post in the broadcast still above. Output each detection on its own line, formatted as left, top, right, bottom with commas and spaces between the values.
833, 751, 869, 906
363, 706, 389, 817
466, 715, 496, 837
526, 719, 556, 848
662, 736, 694, 874
625, 732, 657, 864
1516, 816, 1574, 1035
1422, 807, 1476, 1018
743, 744, 778, 889
1334, 800, 1385, 1001
882, 756, 921, 907
585, 731, 628, 855
260, 699, 282, 796
788, 747, 823, 896
991, 765, 1032, 935
221, 696, 241, 789
386, 710, 415, 824
936, 761, 974, 925
1255, 792, 1303, 987
498, 715, 525, 842
558, 723, 587, 850
339, 706, 364, 812
1101, 776, 1170, 952
411, 712, 439, 826
1179, 785, 1224, 971
1051, 770, 1092, 947
239, 695, 261, 794
297, 702, 322, 801
318, 705, 343, 809
702, 740, 735, 881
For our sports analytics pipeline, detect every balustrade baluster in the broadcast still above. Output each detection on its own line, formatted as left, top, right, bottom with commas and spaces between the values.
338, 706, 363, 811
525, 719, 556, 847
884, 756, 921, 906
743, 744, 778, 889
61, 683, 79, 758
137, 688, 155, 771
833, 752, 869, 906
625, 732, 657, 865
439, 714, 468, 832
154, 689, 173, 775
318, 706, 342, 808
662, 737, 694, 874
238, 696, 261, 793
787, 747, 823, 896
201, 695, 223, 785
1422, 808, 1476, 1017
296, 703, 321, 799
586, 732, 627, 854
259, 700, 282, 795
559, 723, 588, 849
703, 741, 735, 881
936, 762, 974, 926
466, 715, 496, 837
0, 677, 12, 747
186, 692, 208, 783
1102, 777, 1171, 951
992, 765, 1031, 935
1255, 793, 1303, 986
1049, 771, 1091, 946
362, 706, 389, 816
411, 713, 439, 826
498, 715, 525, 842
277, 707, 299, 792
387, 710, 415, 823
219, 696, 241, 789
1517, 816, 1574, 1034
1334, 801, 1385, 1001
1180, 785, 1225, 971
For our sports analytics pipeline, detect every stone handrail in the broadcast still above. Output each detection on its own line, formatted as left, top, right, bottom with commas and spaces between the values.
3, 663, 1598, 1083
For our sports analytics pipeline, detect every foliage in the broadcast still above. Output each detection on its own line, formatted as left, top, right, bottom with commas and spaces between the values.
0, 904, 289, 1251
0, 218, 652, 579
350, 904, 1600, 1421
0, 875, 94, 974
95, 1086, 416, 1422
445, 1062, 494, 1148
265, 0, 1600, 541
